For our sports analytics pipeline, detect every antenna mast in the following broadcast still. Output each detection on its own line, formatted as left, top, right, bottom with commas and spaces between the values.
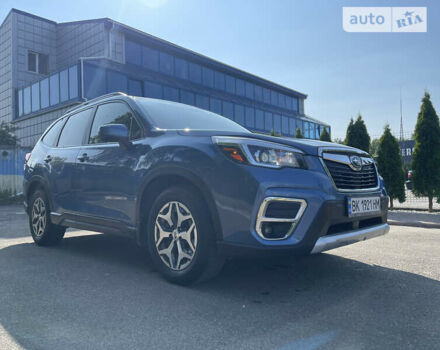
400, 88, 404, 141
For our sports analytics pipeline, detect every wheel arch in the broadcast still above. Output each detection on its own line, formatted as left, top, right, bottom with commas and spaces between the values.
25, 176, 51, 210
136, 167, 223, 247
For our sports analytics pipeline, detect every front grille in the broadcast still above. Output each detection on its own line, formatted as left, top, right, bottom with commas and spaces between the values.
324, 159, 378, 190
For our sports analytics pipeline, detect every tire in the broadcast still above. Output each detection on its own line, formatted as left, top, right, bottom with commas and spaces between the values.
28, 189, 66, 246
146, 186, 223, 285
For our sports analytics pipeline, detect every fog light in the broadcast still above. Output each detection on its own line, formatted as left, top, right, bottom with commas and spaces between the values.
261, 222, 294, 240
264, 225, 273, 235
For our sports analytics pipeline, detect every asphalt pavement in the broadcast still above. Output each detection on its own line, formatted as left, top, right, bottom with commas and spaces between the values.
0, 205, 439, 350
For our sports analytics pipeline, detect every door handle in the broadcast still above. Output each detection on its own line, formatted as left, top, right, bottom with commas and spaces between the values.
77, 153, 89, 162
44, 155, 52, 163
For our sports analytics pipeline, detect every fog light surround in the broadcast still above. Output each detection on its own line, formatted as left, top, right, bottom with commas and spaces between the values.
255, 197, 307, 240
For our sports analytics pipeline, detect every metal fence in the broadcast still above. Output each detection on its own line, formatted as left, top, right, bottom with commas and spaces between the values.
0, 146, 31, 194
392, 189, 440, 211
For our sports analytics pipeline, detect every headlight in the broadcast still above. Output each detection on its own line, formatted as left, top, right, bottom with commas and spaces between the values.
212, 136, 306, 169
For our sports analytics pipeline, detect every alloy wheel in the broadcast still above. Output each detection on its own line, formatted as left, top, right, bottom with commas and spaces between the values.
32, 197, 46, 237
154, 201, 198, 271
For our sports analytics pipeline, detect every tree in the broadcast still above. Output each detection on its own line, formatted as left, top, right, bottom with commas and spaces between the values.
344, 115, 371, 153
270, 129, 280, 137
295, 127, 303, 138
333, 138, 344, 145
369, 138, 380, 157
319, 127, 331, 142
377, 125, 405, 209
411, 92, 440, 211
0, 122, 18, 146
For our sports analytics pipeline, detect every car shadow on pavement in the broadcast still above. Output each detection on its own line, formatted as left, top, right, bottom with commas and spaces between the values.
0, 233, 439, 349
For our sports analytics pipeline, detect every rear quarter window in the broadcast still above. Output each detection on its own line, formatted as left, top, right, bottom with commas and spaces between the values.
41, 118, 65, 146
57, 108, 94, 147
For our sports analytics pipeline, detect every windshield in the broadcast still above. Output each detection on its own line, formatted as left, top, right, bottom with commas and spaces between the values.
136, 97, 249, 133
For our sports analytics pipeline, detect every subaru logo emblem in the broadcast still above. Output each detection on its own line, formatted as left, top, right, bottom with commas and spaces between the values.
350, 155, 362, 171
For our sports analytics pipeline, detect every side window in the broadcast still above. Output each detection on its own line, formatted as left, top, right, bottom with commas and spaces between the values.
42, 118, 65, 146
57, 108, 94, 147
89, 102, 142, 144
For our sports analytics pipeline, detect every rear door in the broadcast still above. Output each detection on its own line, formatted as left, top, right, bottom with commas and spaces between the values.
47, 107, 95, 214
76, 101, 145, 226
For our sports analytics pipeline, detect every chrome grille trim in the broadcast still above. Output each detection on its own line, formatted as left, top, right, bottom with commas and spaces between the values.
255, 197, 307, 240
319, 150, 380, 193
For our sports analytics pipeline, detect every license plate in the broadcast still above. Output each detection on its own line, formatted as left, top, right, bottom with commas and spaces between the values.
348, 196, 381, 217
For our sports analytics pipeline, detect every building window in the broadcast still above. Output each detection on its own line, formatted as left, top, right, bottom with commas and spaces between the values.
315, 124, 321, 139
31, 83, 40, 112
144, 81, 162, 99
245, 82, 254, 99
273, 113, 281, 134
271, 90, 278, 106
245, 107, 255, 128
189, 62, 202, 84
180, 90, 195, 106
264, 112, 273, 132
255, 109, 264, 130
175, 58, 188, 80
263, 88, 270, 104
49, 73, 59, 106
278, 94, 286, 109
254, 85, 263, 102
234, 104, 245, 125
69, 65, 79, 99
214, 71, 225, 91
18, 90, 23, 116
282, 116, 289, 135
225, 75, 235, 94
163, 86, 179, 102
40, 78, 49, 109
60, 69, 69, 102
289, 118, 296, 136
23, 87, 31, 115
107, 70, 127, 93
126, 40, 142, 66
128, 79, 142, 96
222, 101, 233, 119
142, 46, 159, 71
210, 98, 222, 114
202, 67, 214, 88
236, 79, 245, 96
159, 52, 174, 75
196, 94, 209, 110
28, 51, 49, 74
292, 97, 299, 112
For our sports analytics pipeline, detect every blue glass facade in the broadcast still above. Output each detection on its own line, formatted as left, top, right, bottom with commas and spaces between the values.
17, 64, 79, 117
14, 39, 328, 140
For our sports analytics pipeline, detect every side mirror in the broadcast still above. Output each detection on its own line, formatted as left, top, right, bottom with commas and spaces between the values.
98, 124, 130, 147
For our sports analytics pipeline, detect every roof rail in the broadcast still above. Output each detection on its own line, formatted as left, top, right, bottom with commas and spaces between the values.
66, 92, 128, 113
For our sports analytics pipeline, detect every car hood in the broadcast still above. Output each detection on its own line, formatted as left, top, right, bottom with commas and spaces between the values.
176, 130, 368, 156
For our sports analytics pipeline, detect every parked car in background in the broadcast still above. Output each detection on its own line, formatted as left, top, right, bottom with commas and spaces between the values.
23, 92, 390, 284
406, 170, 413, 190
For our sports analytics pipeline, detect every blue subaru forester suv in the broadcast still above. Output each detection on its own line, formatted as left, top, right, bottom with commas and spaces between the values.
24, 92, 389, 284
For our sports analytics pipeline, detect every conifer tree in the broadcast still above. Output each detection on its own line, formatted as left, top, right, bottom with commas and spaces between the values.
319, 127, 331, 142
345, 115, 370, 153
377, 125, 405, 209
412, 92, 440, 211
295, 127, 303, 138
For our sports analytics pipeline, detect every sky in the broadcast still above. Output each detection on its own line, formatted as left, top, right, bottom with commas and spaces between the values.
1, 0, 439, 139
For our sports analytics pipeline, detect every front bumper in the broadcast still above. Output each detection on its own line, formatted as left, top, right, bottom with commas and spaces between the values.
311, 223, 390, 254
